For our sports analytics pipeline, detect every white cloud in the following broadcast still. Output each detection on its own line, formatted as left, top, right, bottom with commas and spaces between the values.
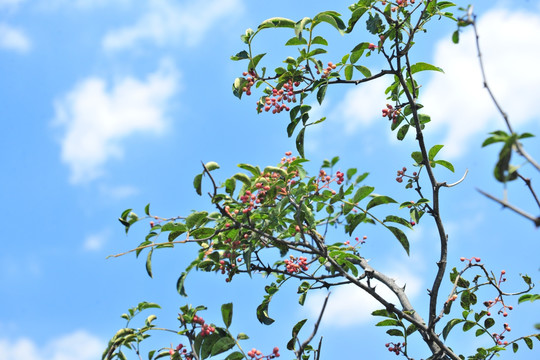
83, 229, 110, 251
53, 59, 178, 184
103, 0, 243, 51
421, 8, 540, 158
99, 184, 139, 200
304, 264, 422, 327
0, 23, 30, 52
0, 330, 103, 360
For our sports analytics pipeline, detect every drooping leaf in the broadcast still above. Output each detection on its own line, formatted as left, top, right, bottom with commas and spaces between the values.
193, 174, 203, 196
366, 195, 397, 210
410, 62, 444, 74
433, 160, 455, 172
205, 161, 220, 172
145, 249, 153, 278
296, 127, 305, 158
221, 303, 233, 329
386, 226, 410, 255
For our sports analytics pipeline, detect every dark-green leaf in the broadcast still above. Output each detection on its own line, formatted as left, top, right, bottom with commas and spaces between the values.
366, 195, 397, 210
221, 303, 233, 329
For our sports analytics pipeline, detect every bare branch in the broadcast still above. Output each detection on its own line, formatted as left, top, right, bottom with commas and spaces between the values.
477, 188, 540, 227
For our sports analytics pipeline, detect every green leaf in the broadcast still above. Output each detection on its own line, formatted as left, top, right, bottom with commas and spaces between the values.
205, 161, 220, 171
452, 30, 459, 44
386, 226, 410, 255
386, 329, 404, 337
144, 203, 150, 216
397, 124, 409, 140
145, 249, 153, 278
344, 65, 353, 80
295, 17, 312, 38
256, 300, 275, 325
236, 333, 249, 340
410, 62, 444, 74
353, 186, 374, 203
442, 318, 463, 340
237, 163, 260, 177
513, 343, 519, 353
186, 211, 208, 229
225, 351, 245, 360
193, 174, 203, 196
354, 65, 371, 77
366, 13, 385, 34
371, 309, 397, 319
285, 37, 308, 46
313, 11, 346, 34
232, 173, 251, 186
259, 17, 296, 29
518, 294, 540, 303
249, 53, 266, 69
296, 127, 305, 158
366, 195, 397, 210
433, 160, 455, 172
484, 317, 495, 329
346, 6, 369, 33
221, 303, 233, 329
428, 145, 444, 161
311, 36, 328, 45
230, 50, 249, 61
317, 84, 327, 105
462, 320, 476, 331
211, 337, 236, 356
376, 319, 400, 327
264, 166, 287, 177
523, 337, 533, 349
191, 227, 215, 239
411, 151, 423, 165
177, 272, 188, 297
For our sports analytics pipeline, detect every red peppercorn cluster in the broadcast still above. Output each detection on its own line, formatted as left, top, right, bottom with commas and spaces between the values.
192, 315, 215, 337
395, 166, 407, 183
383, 0, 415, 11
382, 104, 401, 123
169, 343, 192, 360
492, 323, 511, 346
263, 80, 298, 114
344, 236, 367, 246
284, 255, 308, 273
481, 271, 513, 317
385, 342, 405, 356
316, 61, 337, 78
460, 256, 482, 264
242, 70, 257, 96
247, 347, 280, 359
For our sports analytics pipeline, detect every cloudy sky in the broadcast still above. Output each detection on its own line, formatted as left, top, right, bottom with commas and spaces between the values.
1, 0, 539, 359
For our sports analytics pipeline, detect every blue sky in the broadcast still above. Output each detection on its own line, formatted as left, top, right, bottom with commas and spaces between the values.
1, 0, 539, 359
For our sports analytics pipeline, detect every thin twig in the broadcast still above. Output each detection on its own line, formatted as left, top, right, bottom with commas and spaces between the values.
477, 188, 540, 227
297, 293, 330, 358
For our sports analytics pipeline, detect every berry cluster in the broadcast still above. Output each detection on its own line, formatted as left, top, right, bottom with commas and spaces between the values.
247, 347, 280, 359
381, 0, 415, 11
169, 343, 191, 360
284, 255, 309, 273
482, 271, 513, 317
492, 323, 511, 346
460, 256, 482, 264
385, 342, 405, 356
192, 315, 215, 337
314, 169, 345, 195
344, 236, 367, 246
382, 103, 400, 123
316, 61, 337, 78
263, 80, 298, 114
242, 70, 257, 96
